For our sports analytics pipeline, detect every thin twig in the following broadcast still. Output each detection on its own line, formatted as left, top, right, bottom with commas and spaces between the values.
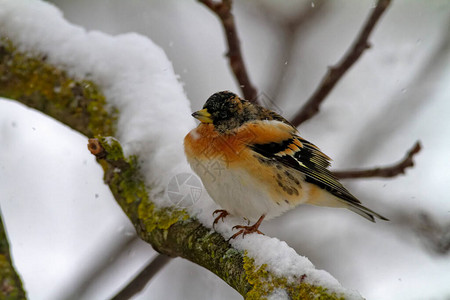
199, 0, 258, 102
333, 141, 421, 179
291, 0, 392, 126
111, 254, 172, 300
416, 213, 450, 254
62, 235, 139, 300
252, 0, 328, 104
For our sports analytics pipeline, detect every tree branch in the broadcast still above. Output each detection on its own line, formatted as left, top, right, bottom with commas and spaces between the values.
62, 235, 139, 300
198, 0, 258, 102
291, 0, 392, 126
112, 254, 172, 300
0, 212, 27, 299
252, 0, 329, 104
333, 141, 421, 179
0, 37, 351, 298
0, 39, 116, 137
88, 137, 346, 298
416, 212, 450, 254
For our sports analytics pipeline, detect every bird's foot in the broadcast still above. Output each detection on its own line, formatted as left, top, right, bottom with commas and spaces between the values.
228, 214, 266, 240
212, 209, 229, 229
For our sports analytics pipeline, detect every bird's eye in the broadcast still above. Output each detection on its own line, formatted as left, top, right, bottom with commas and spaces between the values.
220, 111, 228, 119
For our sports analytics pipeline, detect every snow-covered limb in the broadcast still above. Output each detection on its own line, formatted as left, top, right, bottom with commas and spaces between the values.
0, 1, 362, 298
0, 213, 26, 299
88, 137, 353, 299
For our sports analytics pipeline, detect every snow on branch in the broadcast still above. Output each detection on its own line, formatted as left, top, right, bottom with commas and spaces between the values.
87, 137, 358, 299
0, 1, 362, 298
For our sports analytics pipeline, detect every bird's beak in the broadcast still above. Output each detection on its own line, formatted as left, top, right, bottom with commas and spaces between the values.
192, 108, 213, 123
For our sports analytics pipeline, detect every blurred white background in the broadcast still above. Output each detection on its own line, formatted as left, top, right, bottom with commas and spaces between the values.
1, 0, 450, 299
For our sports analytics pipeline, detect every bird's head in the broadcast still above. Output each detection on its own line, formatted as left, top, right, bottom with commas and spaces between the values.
191, 91, 291, 133
192, 91, 248, 132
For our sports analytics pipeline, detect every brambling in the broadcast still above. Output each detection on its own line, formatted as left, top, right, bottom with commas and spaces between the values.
184, 91, 388, 239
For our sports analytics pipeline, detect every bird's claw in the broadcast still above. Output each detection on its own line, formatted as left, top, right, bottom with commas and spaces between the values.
227, 214, 266, 241
228, 224, 264, 241
212, 209, 229, 229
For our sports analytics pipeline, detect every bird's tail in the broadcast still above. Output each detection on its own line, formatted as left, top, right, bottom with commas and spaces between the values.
345, 201, 389, 223
305, 185, 389, 222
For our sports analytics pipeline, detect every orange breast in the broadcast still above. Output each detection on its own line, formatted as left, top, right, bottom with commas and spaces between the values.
184, 121, 297, 166
184, 122, 308, 208
184, 124, 249, 165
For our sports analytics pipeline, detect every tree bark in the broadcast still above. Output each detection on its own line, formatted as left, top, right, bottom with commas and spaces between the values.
0, 212, 27, 299
0, 35, 354, 299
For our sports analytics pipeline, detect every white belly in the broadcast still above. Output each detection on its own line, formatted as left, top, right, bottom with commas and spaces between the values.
189, 158, 292, 221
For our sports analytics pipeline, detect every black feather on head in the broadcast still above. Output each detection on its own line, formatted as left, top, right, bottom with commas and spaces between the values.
202, 91, 246, 130
201, 91, 293, 132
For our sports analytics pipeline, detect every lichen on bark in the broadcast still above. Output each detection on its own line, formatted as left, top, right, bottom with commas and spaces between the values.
243, 254, 345, 300
0, 37, 116, 137
0, 216, 26, 300
1, 34, 354, 299
90, 137, 346, 299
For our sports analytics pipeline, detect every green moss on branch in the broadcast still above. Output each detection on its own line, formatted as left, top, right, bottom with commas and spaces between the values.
89, 138, 346, 299
0, 216, 27, 299
243, 255, 344, 300
90, 137, 251, 295
1, 33, 353, 299
0, 37, 116, 137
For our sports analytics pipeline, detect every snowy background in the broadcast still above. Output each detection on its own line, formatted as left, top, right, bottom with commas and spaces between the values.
1, 0, 450, 299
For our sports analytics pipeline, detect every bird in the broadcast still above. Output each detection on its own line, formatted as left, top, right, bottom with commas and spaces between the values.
184, 91, 388, 239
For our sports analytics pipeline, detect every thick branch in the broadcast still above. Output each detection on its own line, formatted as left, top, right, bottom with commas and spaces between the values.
1, 33, 353, 299
198, 0, 258, 102
0, 40, 116, 137
291, 0, 392, 126
89, 138, 277, 297
333, 141, 421, 179
0, 212, 27, 299
87, 136, 349, 299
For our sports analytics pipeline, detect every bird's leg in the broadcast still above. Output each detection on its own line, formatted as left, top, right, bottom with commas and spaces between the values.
212, 209, 229, 229
229, 214, 266, 240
